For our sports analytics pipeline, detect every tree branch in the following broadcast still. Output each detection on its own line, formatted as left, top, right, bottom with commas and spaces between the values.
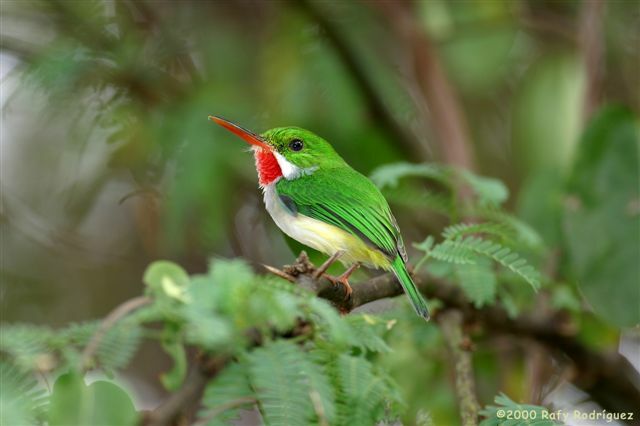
145, 252, 640, 425
286, 253, 640, 415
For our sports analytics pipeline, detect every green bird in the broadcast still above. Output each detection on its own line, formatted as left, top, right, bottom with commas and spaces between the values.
209, 116, 429, 320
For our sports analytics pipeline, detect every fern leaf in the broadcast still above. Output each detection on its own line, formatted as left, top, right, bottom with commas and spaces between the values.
463, 238, 540, 289
454, 259, 497, 308
436, 237, 540, 289
97, 323, 142, 372
0, 325, 53, 369
199, 363, 254, 426
335, 354, 389, 426
297, 355, 336, 425
344, 315, 391, 353
307, 298, 353, 347
0, 362, 48, 425
442, 222, 512, 241
480, 393, 562, 425
430, 240, 478, 264
474, 207, 545, 249
247, 341, 315, 426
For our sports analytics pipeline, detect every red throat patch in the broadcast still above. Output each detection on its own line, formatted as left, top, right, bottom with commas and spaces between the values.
254, 149, 282, 186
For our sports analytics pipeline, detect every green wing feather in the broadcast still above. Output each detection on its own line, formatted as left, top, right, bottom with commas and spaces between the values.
276, 167, 400, 258
276, 167, 429, 320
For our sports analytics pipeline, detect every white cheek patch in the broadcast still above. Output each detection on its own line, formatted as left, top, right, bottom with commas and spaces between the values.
273, 152, 319, 180
274, 152, 301, 179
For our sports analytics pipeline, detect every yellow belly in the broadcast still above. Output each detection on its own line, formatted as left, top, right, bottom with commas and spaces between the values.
292, 214, 391, 268
263, 184, 391, 269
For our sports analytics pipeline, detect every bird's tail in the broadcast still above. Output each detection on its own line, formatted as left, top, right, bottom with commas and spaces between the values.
391, 256, 430, 320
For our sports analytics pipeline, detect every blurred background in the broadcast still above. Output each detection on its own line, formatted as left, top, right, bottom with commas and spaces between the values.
1, 0, 638, 423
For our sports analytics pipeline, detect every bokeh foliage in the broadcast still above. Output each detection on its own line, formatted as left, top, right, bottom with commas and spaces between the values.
1, 0, 638, 425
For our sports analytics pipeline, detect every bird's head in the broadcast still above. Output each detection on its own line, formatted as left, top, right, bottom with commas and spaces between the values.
209, 116, 345, 186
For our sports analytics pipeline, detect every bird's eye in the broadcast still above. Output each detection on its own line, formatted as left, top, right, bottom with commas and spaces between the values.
289, 139, 304, 151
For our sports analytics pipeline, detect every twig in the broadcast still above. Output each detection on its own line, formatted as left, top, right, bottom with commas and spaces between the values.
80, 295, 151, 371
262, 264, 296, 282
438, 310, 479, 426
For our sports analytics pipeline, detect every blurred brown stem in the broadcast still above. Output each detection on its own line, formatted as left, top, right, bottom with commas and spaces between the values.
294, 0, 428, 160
438, 310, 479, 426
579, 0, 605, 121
371, 1, 475, 172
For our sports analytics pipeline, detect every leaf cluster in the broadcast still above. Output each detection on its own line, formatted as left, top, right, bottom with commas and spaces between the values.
1, 259, 403, 426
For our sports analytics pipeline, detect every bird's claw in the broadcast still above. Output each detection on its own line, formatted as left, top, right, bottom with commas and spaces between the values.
323, 274, 353, 300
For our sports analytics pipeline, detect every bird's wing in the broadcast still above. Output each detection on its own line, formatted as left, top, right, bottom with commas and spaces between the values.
275, 167, 404, 260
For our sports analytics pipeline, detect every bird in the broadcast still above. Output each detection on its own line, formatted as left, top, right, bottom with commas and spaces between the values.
209, 116, 429, 320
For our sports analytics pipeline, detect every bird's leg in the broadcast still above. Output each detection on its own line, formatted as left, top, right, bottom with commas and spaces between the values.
312, 250, 345, 279
323, 263, 360, 300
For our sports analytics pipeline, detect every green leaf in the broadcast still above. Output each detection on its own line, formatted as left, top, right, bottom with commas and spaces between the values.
434, 237, 540, 290
430, 240, 478, 264
550, 285, 581, 312
413, 235, 436, 253
199, 363, 255, 426
143, 260, 190, 301
480, 392, 562, 425
345, 315, 392, 353
0, 324, 54, 370
442, 222, 512, 241
48, 373, 138, 426
459, 169, 509, 206
247, 341, 315, 426
97, 323, 142, 372
563, 106, 640, 327
369, 162, 450, 189
455, 259, 497, 308
335, 354, 394, 426
0, 363, 48, 426
160, 337, 187, 391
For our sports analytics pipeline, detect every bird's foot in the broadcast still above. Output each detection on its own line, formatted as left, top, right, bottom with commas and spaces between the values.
323, 274, 353, 300
312, 250, 345, 279
322, 263, 360, 300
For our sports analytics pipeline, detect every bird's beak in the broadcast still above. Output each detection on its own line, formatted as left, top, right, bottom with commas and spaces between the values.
208, 115, 271, 151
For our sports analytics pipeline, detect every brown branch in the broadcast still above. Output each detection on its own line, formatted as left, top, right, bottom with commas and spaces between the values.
303, 266, 640, 415
439, 310, 479, 426
80, 295, 151, 371
579, 0, 606, 120
371, 1, 475, 172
